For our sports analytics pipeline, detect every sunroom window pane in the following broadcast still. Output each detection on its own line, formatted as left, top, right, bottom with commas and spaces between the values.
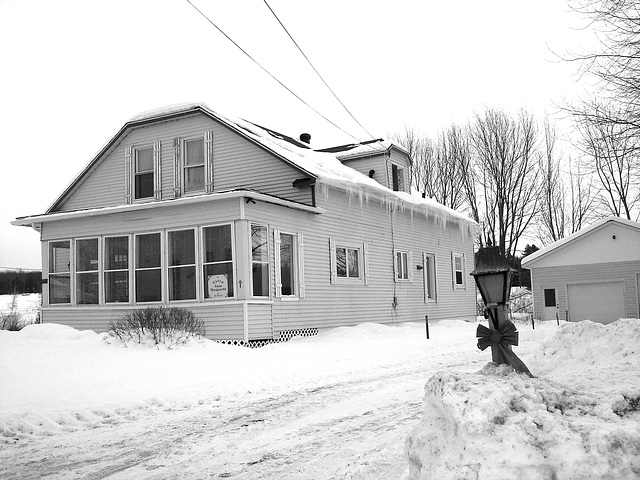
136, 234, 161, 268
203, 225, 234, 299
49, 241, 71, 304
203, 263, 234, 298
169, 265, 196, 301
50, 275, 71, 304
168, 230, 196, 301
135, 233, 161, 302
135, 269, 161, 302
203, 225, 232, 263
105, 271, 129, 303
49, 241, 70, 273
105, 236, 128, 303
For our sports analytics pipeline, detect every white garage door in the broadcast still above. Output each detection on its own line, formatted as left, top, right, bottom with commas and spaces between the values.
567, 281, 625, 324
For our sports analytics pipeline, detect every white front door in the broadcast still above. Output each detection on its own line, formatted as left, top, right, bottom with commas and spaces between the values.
541, 287, 558, 321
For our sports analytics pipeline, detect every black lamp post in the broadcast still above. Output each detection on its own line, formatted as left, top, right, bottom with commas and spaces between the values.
470, 247, 531, 376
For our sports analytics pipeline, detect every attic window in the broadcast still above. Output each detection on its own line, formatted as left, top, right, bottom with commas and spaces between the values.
184, 138, 205, 193
392, 164, 405, 192
135, 147, 154, 199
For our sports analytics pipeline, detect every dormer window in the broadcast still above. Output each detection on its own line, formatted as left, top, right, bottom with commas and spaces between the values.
184, 138, 205, 193
392, 164, 405, 192
134, 147, 154, 199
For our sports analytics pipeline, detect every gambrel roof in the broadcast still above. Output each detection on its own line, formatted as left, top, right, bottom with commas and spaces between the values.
16, 103, 475, 232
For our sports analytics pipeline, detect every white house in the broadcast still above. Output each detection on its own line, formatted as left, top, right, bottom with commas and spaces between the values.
13, 103, 477, 343
521, 217, 640, 324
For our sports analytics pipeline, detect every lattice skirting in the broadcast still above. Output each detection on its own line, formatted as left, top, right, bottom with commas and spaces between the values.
216, 327, 319, 349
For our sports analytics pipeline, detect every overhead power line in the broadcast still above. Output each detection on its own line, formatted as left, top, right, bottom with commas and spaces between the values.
262, 0, 376, 141
185, 0, 361, 142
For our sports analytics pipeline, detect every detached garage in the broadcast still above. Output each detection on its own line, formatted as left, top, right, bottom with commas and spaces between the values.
522, 217, 640, 324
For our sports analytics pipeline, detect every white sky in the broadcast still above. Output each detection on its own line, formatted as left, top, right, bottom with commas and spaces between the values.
0, 0, 591, 269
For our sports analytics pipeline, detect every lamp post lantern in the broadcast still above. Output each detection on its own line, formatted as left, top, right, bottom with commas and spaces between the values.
471, 247, 532, 376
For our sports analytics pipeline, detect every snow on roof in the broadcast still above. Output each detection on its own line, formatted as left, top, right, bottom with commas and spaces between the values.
190, 104, 474, 230
521, 216, 640, 267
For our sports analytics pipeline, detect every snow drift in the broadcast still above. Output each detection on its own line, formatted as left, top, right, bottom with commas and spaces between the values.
405, 319, 640, 480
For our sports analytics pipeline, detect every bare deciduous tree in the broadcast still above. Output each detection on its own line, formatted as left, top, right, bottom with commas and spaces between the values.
537, 119, 598, 244
469, 108, 541, 259
574, 101, 640, 219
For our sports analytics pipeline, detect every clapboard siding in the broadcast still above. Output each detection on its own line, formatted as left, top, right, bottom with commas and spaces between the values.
42, 302, 245, 340
244, 185, 476, 334
56, 113, 313, 212
529, 261, 640, 321
340, 155, 388, 188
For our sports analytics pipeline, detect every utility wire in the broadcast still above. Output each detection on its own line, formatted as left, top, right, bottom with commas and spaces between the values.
185, 0, 361, 142
262, 0, 377, 141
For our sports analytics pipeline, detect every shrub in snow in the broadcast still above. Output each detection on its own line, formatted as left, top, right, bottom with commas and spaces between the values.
108, 307, 204, 348
0, 312, 23, 331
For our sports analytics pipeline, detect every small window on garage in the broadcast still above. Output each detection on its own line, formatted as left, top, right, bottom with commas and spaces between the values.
543, 288, 556, 307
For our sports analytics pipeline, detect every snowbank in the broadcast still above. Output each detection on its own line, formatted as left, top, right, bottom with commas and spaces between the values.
405, 319, 640, 480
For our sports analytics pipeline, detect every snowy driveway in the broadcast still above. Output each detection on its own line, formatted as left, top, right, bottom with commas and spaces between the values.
0, 321, 554, 479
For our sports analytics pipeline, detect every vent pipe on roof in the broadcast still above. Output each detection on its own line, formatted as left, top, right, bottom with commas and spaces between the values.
300, 133, 311, 144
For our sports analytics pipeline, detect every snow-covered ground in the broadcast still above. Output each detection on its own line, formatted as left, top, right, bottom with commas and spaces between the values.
1, 318, 638, 479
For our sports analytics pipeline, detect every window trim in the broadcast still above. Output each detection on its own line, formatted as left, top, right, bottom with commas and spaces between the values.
452, 252, 466, 290
104, 235, 131, 305
274, 229, 303, 299
251, 223, 271, 299
395, 249, 411, 282
423, 253, 437, 302
391, 163, 405, 192
201, 222, 236, 301
133, 231, 163, 304
75, 237, 101, 306
48, 239, 72, 305
182, 137, 206, 195
330, 239, 363, 283
167, 227, 198, 303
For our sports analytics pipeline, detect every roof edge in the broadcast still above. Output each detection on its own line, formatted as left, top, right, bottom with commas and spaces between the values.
521, 216, 640, 267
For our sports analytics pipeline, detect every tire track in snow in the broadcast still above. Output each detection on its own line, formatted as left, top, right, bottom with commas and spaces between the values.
0, 352, 485, 479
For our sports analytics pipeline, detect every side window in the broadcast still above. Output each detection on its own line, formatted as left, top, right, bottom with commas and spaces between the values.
544, 288, 556, 307
392, 164, 405, 192
168, 229, 197, 301
135, 233, 162, 303
104, 236, 129, 303
76, 238, 99, 305
452, 252, 465, 289
184, 138, 205, 193
395, 250, 409, 281
330, 240, 367, 284
49, 241, 71, 304
203, 224, 234, 299
279, 233, 296, 296
424, 253, 437, 301
251, 224, 270, 297
134, 147, 154, 199
337, 246, 360, 279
